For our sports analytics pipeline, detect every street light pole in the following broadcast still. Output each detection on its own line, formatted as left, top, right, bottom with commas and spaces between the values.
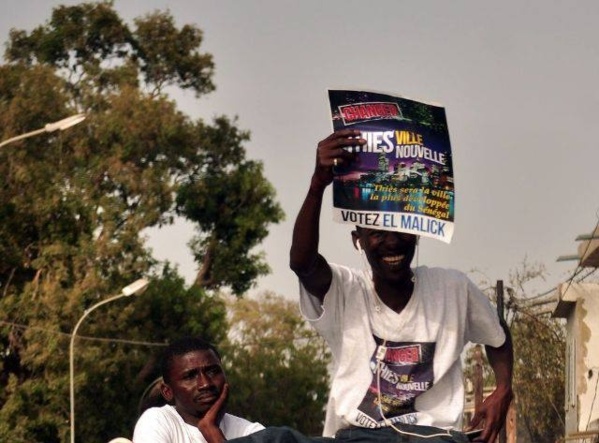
0, 113, 86, 148
69, 278, 149, 443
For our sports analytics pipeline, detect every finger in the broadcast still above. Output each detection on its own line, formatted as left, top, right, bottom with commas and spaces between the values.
478, 422, 497, 443
207, 385, 228, 416
331, 140, 363, 168
217, 384, 229, 406
468, 413, 482, 430
322, 149, 356, 169
332, 129, 363, 138
319, 130, 357, 149
332, 135, 365, 151
317, 131, 364, 172
481, 429, 497, 443
320, 131, 364, 150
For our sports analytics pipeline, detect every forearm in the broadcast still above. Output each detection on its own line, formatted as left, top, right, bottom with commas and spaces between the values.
486, 320, 513, 390
289, 178, 333, 299
289, 177, 327, 274
469, 323, 514, 441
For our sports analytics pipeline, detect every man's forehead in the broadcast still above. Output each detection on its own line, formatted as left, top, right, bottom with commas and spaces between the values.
175, 349, 221, 368
355, 226, 416, 238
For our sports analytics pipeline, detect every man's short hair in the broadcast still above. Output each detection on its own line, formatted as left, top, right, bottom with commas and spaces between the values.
160, 337, 221, 383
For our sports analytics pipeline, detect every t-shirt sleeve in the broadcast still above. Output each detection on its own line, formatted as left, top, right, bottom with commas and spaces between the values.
132, 408, 171, 443
465, 276, 506, 347
298, 278, 325, 321
298, 262, 350, 322
298, 263, 362, 362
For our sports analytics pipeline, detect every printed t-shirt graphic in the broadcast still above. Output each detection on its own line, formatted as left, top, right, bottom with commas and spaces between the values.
357, 336, 435, 425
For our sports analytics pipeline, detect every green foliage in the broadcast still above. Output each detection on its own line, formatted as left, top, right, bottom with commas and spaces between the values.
133, 11, 215, 95
510, 309, 565, 442
222, 292, 331, 436
177, 116, 285, 295
504, 262, 565, 443
0, 2, 282, 441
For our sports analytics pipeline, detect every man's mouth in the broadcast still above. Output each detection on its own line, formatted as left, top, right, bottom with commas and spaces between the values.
382, 255, 405, 266
195, 391, 218, 404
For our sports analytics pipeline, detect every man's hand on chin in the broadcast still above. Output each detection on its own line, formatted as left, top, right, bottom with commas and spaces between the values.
198, 384, 229, 443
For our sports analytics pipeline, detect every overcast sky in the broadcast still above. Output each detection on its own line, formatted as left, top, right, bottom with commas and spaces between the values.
2, 0, 599, 300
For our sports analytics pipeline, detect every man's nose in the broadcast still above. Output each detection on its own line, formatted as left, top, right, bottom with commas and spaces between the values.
197, 371, 213, 389
383, 232, 401, 244
383, 232, 414, 247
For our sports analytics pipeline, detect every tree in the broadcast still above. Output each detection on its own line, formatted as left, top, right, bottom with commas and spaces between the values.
471, 260, 565, 443
0, 2, 282, 441
221, 292, 331, 435
177, 117, 284, 295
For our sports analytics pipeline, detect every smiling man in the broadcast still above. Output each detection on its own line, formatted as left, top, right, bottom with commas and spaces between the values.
288, 130, 514, 443
133, 337, 264, 443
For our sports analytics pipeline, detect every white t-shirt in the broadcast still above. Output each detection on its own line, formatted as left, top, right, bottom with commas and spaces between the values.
300, 265, 506, 437
133, 404, 265, 443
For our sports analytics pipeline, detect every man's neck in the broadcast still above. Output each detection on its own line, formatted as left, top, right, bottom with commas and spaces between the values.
374, 276, 415, 314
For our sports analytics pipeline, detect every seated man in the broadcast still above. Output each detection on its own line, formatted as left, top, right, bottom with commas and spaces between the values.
133, 337, 264, 443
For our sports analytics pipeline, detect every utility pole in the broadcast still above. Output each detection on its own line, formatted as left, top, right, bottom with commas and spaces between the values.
473, 344, 484, 413
496, 280, 516, 443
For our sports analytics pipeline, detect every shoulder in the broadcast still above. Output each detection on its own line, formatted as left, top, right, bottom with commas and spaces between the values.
329, 262, 359, 276
299, 262, 368, 324
221, 413, 265, 438
329, 262, 366, 285
416, 266, 471, 286
133, 405, 181, 441
327, 263, 370, 304
302, 262, 366, 302
136, 405, 178, 427
416, 266, 485, 305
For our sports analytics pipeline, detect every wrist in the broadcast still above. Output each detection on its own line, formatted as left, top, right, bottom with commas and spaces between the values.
309, 174, 330, 195
308, 183, 326, 199
198, 425, 225, 443
494, 384, 514, 399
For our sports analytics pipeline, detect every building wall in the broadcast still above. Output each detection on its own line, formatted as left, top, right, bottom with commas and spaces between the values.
555, 282, 599, 439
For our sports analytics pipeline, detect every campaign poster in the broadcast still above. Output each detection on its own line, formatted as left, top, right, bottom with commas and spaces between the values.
328, 89, 455, 243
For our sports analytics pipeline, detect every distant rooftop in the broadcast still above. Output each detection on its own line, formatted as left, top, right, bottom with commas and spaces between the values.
557, 224, 599, 267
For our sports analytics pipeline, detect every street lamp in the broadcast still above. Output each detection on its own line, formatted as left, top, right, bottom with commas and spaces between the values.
69, 278, 149, 443
0, 113, 86, 148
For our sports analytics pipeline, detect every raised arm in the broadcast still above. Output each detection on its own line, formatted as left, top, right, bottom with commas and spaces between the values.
289, 130, 363, 301
469, 320, 514, 442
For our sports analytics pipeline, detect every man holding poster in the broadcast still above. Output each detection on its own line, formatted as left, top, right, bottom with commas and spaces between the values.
289, 116, 513, 441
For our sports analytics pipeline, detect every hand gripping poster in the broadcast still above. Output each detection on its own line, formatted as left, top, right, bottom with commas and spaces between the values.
328, 89, 455, 243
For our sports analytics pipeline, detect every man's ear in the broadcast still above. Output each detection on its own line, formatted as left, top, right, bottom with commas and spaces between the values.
351, 230, 361, 252
161, 382, 174, 402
